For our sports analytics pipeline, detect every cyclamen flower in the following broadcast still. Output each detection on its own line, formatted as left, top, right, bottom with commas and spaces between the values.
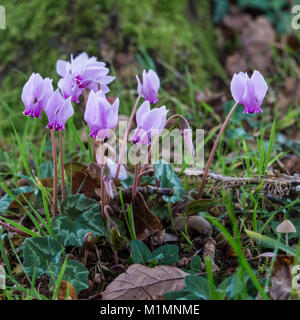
136, 69, 160, 104
58, 74, 83, 103
131, 101, 168, 145
84, 90, 119, 139
22, 73, 53, 118
44, 89, 74, 131
230, 71, 268, 114
56, 52, 114, 98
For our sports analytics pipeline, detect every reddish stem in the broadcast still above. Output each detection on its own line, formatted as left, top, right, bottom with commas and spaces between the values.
132, 147, 141, 201
115, 95, 141, 180
197, 102, 239, 199
51, 130, 58, 216
92, 138, 97, 162
138, 114, 179, 185
59, 131, 65, 201
0, 221, 31, 237
98, 140, 105, 220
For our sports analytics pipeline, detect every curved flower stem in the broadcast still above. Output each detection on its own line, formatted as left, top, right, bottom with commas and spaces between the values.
98, 139, 105, 220
132, 147, 141, 201
0, 221, 31, 237
197, 102, 239, 200
59, 131, 65, 201
138, 114, 180, 185
92, 138, 97, 162
115, 94, 141, 180
50, 130, 58, 216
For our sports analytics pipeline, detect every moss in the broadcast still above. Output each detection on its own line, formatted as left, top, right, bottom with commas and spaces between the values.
0, 0, 224, 133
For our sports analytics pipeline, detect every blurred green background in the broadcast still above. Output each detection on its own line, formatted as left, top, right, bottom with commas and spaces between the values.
0, 0, 298, 136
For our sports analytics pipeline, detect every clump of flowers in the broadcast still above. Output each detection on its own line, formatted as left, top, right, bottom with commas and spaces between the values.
21, 51, 268, 222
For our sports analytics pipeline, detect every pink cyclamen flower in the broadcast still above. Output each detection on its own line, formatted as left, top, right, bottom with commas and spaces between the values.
131, 101, 168, 145
44, 89, 74, 131
84, 90, 119, 139
136, 69, 160, 104
230, 71, 268, 114
58, 74, 83, 104
22, 73, 53, 118
56, 52, 114, 97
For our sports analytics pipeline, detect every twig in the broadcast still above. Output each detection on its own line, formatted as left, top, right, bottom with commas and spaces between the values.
112, 185, 174, 201
175, 167, 300, 197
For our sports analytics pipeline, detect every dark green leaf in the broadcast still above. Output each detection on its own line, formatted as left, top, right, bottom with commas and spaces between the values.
23, 236, 62, 278
131, 239, 152, 265
155, 160, 184, 203
62, 260, 89, 293
53, 194, 104, 247
152, 244, 179, 265
190, 255, 202, 273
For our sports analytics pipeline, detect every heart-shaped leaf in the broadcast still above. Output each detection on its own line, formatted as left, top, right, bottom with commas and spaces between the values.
53, 194, 104, 247
152, 244, 179, 266
23, 236, 62, 278
131, 239, 152, 265
62, 260, 89, 293
155, 161, 184, 203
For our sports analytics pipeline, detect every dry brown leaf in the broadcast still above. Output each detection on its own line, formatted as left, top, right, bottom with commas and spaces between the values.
269, 255, 294, 300
55, 280, 78, 300
65, 162, 101, 200
101, 264, 188, 300
132, 192, 163, 240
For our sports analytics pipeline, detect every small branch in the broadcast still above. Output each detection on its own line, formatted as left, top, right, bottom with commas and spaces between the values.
112, 185, 174, 201
175, 167, 300, 197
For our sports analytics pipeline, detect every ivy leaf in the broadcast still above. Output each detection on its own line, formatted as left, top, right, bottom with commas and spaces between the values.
152, 245, 179, 266
23, 236, 62, 278
131, 240, 152, 265
53, 194, 104, 247
155, 160, 184, 203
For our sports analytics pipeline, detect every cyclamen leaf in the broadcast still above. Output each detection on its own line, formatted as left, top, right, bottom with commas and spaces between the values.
131, 239, 152, 265
53, 194, 104, 247
23, 236, 62, 278
155, 160, 184, 203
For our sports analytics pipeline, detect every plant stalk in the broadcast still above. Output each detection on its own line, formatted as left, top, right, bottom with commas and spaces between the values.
59, 131, 65, 201
115, 94, 141, 180
197, 102, 239, 199
132, 147, 141, 201
51, 129, 58, 216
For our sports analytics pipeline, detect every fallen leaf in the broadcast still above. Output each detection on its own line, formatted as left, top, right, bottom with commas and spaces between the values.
101, 264, 188, 300
132, 192, 163, 240
65, 162, 101, 200
55, 280, 78, 300
269, 255, 294, 300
